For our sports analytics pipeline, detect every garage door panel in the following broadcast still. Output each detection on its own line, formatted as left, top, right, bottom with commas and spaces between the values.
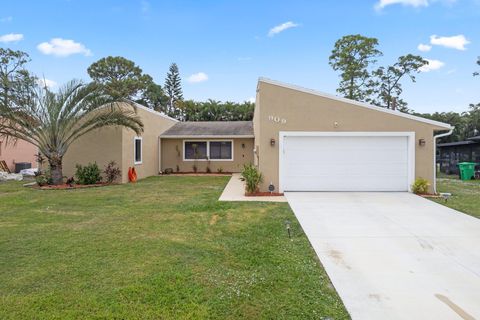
281, 135, 410, 192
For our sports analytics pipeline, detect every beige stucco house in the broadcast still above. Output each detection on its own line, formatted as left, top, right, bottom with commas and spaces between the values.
63, 78, 452, 193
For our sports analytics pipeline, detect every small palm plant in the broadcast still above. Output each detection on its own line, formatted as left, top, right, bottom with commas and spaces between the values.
0, 80, 143, 185
240, 163, 263, 194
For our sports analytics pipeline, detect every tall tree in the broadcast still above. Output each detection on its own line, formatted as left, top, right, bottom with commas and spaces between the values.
87, 56, 153, 100
136, 82, 169, 112
329, 34, 382, 101
0, 48, 37, 109
0, 80, 143, 185
473, 56, 479, 77
368, 54, 428, 111
164, 63, 184, 119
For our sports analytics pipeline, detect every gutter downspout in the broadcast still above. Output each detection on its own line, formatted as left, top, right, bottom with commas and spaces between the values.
433, 127, 454, 194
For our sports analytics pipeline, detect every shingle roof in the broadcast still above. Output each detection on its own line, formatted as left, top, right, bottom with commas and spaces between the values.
160, 121, 254, 137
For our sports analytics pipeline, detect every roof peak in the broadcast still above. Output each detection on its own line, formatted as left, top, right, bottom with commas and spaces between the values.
258, 77, 453, 130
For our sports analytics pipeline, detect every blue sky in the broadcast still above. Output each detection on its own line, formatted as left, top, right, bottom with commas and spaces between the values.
0, 0, 479, 113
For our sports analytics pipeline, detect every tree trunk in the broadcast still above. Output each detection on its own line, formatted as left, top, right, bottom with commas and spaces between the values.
48, 157, 64, 185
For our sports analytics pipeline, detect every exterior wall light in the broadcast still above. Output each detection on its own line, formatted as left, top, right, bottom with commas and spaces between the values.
270, 138, 275, 146
419, 139, 426, 146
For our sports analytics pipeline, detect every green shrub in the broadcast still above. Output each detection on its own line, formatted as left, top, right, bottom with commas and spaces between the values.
103, 161, 121, 183
35, 170, 53, 186
411, 177, 430, 194
240, 163, 263, 193
75, 163, 102, 185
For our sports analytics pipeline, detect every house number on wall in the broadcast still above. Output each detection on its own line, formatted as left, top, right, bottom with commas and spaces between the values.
268, 115, 287, 124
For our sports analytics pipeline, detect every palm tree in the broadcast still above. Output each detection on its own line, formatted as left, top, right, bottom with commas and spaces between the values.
0, 80, 143, 185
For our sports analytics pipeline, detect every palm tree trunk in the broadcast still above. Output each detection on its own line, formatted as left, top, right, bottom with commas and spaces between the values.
48, 157, 64, 185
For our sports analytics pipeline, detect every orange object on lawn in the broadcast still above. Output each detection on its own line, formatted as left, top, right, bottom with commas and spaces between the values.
128, 167, 137, 182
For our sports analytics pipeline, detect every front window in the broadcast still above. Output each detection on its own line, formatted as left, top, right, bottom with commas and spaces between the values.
184, 141, 207, 160
134, 137, 142, 164
183, 140, 233, 161
209, 141, 232, 160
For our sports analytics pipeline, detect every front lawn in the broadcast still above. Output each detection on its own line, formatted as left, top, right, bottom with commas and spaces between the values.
0, 176, 348, 319
433, 174, 480, 219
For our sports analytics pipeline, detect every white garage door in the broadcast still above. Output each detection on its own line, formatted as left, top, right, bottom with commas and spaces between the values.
280, 133, 413, 192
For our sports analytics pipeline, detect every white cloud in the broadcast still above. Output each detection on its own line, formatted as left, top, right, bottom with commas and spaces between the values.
141, 0, 150, 13
417, 43, 432, 52
187, 72, 208, 83
430, 34, 470, 50
237, 56, 252, 62
419, 59, 445, 72
248, 97, 255, 103
375, 0, 428, 10
268, 21, 299, 37
37, 78, 57, 88
0, 33, 23, 43
0, 16, 13, 23
446, 68, 457, 75
37, 38, 92, 57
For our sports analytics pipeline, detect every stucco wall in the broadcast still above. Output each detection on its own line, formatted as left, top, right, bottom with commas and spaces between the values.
63, 126, 123, 180
0, 138, 38, 172
161, 138, 254, 173
254, 80, 450, 193
63, 103, 177, 183
121, 106, 177, 183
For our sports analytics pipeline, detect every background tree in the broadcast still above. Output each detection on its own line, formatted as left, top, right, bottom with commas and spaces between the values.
0, 48, 37, 109
0, 80, 144, 185
136, 82, 169, 112
473, 56, 479, 77
87, 56, 153, 100
164, 63, 184, 119
329, 34, 382, 101
368, 54, 428, 111
182, 100, 254, 121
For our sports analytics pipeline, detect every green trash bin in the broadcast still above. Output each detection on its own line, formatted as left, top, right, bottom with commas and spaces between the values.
458, 162, 476, 180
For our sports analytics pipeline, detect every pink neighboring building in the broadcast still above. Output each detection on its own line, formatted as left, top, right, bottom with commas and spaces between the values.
0, 139, 38, 172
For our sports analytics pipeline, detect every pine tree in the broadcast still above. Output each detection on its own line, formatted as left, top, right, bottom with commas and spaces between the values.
164, 63, 184, 119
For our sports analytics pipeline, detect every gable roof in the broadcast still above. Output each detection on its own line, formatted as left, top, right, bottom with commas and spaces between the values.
258, 77, 453, 130
131, 102, 179, 123
160, 121, 254, 138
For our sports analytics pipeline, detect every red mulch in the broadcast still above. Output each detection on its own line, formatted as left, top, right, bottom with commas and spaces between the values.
245, 192, 284, 197
164, 172, 233, 176
34, 183, 114, 190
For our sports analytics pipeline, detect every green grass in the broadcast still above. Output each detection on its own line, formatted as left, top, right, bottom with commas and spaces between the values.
0, 176, 348, 319
433, 174, 480, 219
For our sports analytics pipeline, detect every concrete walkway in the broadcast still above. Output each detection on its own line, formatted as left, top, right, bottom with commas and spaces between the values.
219, 174, 287, 202
286, 192, 480, 320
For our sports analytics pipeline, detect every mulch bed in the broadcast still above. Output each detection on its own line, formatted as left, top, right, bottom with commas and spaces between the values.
33, 183, 114, 190
245, 192, 284, 197
164, 173, 233, 176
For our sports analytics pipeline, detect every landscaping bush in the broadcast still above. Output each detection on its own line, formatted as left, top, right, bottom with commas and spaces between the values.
34, 170, 53, 186
75, 163, 102, 185
103, 161, 121, 183
240, 163, 263, 193
411, 177, 430, 194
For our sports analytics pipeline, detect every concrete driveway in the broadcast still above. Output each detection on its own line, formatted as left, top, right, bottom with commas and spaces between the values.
285, 192, 480, 320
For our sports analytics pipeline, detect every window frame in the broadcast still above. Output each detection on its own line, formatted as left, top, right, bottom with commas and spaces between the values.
182, 140, 234, 161
134, 137, 143, 165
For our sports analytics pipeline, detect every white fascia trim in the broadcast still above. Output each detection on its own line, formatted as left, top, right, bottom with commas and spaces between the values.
258, 77, 453, 130
278, 131, 416, 193
130, 101, 179, 123
161, 135, 254, 139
